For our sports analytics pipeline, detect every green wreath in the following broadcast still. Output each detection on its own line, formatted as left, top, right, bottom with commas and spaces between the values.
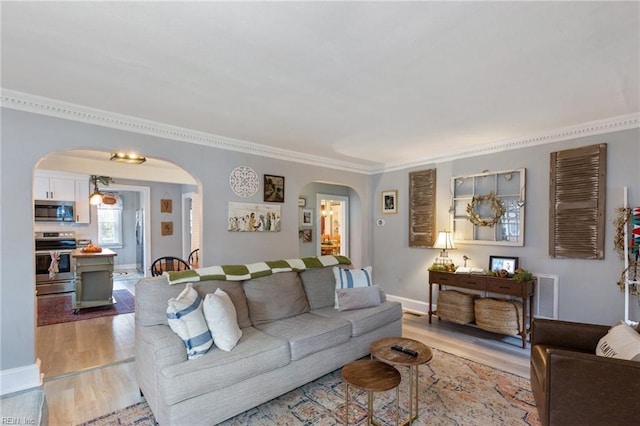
466, 192, 505, 227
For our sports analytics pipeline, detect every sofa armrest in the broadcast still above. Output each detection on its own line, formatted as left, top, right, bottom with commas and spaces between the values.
136, 324, 187, 369
531, 318, 609, 352
545, 348, 640, 425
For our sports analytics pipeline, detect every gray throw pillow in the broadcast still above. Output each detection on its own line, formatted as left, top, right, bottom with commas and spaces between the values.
243, 272, 310, 325
336, 285, 382, 311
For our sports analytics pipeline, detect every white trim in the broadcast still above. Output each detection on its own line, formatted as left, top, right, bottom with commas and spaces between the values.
2, 89, 638, 175
103, 183, 151, 277
386, 294, 430, 316
0, 89, 371, 174
0, 360, 42, 395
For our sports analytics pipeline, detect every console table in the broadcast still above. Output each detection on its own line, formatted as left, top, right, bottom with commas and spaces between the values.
71, 248, 117, 314
428, 270, 535, 348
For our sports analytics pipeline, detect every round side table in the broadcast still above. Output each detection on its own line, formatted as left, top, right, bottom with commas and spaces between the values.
370, 337, 433, 425
341, 359, 401, 425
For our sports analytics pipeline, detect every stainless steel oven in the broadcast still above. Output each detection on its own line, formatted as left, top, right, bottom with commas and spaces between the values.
35, 231, 77, 294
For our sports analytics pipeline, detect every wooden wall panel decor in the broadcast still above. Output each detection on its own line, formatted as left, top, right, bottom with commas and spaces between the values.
549, 143, 607, 259
409, 169, 436, 247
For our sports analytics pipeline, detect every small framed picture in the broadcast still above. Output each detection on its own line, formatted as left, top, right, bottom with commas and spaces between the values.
301, 208, 313, 227
264, 174, 285, 202
381, 190, 398, 214
161, 221, 173, 236
160, 199, 172, 213
298, 197, 307, 207
301, 228, 312, 243
489, 256, 519, 274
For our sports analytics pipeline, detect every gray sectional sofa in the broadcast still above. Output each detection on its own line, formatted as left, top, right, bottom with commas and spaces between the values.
134, 260, 403, 425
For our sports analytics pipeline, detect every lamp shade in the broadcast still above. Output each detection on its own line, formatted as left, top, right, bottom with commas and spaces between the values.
433, 231, 456, 250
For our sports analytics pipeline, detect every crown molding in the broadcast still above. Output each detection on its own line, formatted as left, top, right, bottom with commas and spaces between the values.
0, 89, 373, 174
375, 112, 640, 174
2, 89, 638, 175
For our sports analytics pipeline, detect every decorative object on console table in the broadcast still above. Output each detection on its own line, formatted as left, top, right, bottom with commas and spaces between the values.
428, 270, 535, 348
381, 189, 398, 214
430, 231, 456, 271
263, 174, 285, 202
489, 255, 519, 275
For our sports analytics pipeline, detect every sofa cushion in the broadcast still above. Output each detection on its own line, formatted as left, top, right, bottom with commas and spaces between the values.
136, 276, 252, 329
243, 272, 309, 325
255, 313, 352, 360
159, 327, 290, 405
336, 285, 381, 311
166, 283, 213, 359
311, 300, 402, 337
596, 321, 640, 361
299, 265, 346, 309
333, 265, 373, 308
203, 289, 242, 352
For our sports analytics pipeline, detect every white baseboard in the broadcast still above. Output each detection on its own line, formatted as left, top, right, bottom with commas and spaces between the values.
386, 294, 431, 316
115, 263, 137, 270
1, 359, 42, 395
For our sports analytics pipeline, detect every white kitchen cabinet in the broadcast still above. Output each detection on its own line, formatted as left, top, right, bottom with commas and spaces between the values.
75, 180, 90, 223
33, 175, 76, 201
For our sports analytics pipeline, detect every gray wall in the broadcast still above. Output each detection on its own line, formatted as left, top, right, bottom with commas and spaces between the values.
372, 130, 640, 326
0, 108, 372, 371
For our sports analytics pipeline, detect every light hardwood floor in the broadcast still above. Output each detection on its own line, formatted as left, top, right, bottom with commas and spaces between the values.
37, 296, 530, 425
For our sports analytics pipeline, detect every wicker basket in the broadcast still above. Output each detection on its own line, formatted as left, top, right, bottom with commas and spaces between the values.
437, 290, 478, 324
474, 298, 523, 335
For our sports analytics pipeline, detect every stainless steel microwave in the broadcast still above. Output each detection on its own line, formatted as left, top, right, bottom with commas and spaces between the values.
34, 200, 75, 222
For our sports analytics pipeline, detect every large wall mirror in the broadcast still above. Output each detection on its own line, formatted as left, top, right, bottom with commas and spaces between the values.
450, 168, 526, 246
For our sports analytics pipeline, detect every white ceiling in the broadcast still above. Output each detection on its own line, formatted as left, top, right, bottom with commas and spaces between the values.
2, 1, 639, 173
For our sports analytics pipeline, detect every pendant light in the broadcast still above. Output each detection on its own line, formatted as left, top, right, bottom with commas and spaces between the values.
89, 175, 114, 205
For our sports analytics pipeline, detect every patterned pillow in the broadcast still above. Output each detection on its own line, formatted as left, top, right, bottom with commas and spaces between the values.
596, 321, 640, 361
333, 266, 373, 308
203, 288, 242, 352
167, 283, 213, 359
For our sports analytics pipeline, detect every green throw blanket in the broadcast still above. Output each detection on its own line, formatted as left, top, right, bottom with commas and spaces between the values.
166, 255, 351, 285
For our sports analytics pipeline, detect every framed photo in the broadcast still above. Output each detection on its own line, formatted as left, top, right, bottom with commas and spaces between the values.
160, 199, 172, 213
301, 208, 313, 227
489, 256, 519, 274
301, 228, 312, 243
161, 221, 173, 236
228, 202, 281, 232
381, 190, 398, 214
264, 175, 285, 202
298, 197, 307, 207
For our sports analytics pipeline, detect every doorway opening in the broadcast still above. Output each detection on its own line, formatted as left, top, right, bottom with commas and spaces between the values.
317, 194, 348, 257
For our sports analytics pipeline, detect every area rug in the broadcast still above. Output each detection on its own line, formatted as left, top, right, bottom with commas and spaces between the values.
37, 289, 135, 326
79, 348, 539, 425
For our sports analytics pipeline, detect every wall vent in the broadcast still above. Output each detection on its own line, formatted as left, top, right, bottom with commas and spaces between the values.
532, 273, 559, 319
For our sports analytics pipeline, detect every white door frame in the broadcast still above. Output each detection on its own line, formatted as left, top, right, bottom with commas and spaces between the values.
101, 183, 151, 276
316, 193, 349, 257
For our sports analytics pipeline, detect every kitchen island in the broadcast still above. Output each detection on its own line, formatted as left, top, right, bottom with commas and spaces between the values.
71, 248, 117, 314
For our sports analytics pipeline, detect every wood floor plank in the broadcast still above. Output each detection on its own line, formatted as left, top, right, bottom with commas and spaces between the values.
38, 308, 531, 424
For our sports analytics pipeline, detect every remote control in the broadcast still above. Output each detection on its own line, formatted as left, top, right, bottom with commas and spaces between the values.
390, 345, 418, 357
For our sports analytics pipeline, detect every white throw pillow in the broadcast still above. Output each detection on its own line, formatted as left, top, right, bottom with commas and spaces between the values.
596, 321, 640, 361
167, 283, 213, 359
203, 288, 243, 352
333, 266, 373, 308
336, 285, 382, 311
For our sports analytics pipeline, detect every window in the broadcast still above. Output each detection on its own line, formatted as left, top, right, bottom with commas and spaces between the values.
97, 193, 123, 246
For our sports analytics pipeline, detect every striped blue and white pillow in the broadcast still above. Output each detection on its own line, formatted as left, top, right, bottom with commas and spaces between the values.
167, 283, 213, 359
333, 266, 373, 308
